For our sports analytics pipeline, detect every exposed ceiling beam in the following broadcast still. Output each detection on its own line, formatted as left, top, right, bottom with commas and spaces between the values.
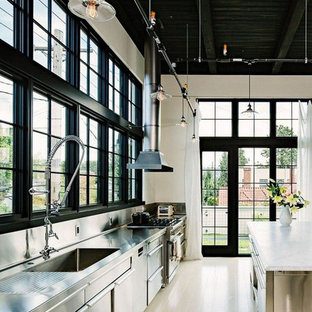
196, 0, 217, 74
272, 0, 309, 74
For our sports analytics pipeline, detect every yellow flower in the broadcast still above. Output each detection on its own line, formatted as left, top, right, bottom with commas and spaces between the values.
273, 196, 283, 204
286, 194, 297, 206
291, 207, 299, 213
304, 200, 310, 207
280, 186, 287, 194
269, 178, 276, 183
267, 190, 273, 197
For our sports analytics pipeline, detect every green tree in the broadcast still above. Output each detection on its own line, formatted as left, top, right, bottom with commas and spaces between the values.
261, 125, 297, 166
202, 171, 216, 206
217, 150, 249, 187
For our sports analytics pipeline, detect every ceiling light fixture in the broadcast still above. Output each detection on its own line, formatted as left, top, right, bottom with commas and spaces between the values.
241, 72, 258, 118
180, 97, 187, 127
68, 0, 116, 22
150, 85, 172, 102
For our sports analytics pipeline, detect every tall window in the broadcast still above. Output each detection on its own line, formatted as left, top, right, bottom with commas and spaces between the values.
276, 101, 299, 137
0, 0, 24, 50
80, 29, 101, 101
33, 0, 69, 79
0, 75, 15, 215
79, 115, 101, 206
128, 138, 140, 200
32, 91, 68, 211
128, 80, 142, 125
108, 128, 124, 203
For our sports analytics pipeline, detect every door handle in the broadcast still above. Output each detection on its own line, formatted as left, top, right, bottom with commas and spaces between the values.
114, 268, 136, 286
86, 284, 115, 308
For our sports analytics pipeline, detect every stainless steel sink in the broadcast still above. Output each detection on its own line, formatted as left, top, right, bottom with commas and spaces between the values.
27, 248, 120, 272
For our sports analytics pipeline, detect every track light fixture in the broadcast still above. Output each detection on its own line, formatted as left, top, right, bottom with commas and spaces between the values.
150, 85, 172, 102
68, 0, 115, 22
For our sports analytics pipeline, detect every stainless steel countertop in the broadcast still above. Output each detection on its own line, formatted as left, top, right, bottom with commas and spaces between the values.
0, 226, 166, 312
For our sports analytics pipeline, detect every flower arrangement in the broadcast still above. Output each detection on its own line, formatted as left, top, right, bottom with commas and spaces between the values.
266, 179, 309, 213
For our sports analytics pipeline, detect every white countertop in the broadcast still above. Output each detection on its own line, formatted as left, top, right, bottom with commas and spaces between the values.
248, 221, 312, 271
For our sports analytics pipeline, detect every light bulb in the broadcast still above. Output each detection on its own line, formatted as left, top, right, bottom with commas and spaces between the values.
223, 44, 228, 56
157, 91, 165, 102
192, 134, 196, 143
86, 1, 98, 19
180, 116, 186, 127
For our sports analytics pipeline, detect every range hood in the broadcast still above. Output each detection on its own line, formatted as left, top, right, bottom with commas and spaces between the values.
127, 35, 173, 172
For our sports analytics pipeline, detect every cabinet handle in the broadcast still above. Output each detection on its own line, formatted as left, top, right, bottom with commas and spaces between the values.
86, 283, 115, 308
114, 268, 136, 286
147, 244, 163, 257
148, 266, 163, 282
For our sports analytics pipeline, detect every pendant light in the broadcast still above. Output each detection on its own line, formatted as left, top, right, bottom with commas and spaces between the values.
68, 0, 116, 22
241, 72, 258, 118
150, 84, 172, 101
192, 110, 196, 143
180, 97, 187, 127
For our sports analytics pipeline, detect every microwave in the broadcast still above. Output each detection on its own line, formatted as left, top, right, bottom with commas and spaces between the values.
158, 205, 175, 217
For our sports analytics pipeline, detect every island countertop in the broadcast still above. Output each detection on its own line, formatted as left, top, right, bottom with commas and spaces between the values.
248, 221, 312, 271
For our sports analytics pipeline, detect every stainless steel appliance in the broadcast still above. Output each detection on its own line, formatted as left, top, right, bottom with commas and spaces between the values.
127, 215, 186, 284
157, 204, 174, 217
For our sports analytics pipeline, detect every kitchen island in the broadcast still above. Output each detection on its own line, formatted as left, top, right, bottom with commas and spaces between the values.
248, 221, 312, 312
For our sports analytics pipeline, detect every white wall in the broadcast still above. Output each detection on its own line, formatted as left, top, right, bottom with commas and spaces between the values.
143, 75, 312, 203
89, 18, 144, 83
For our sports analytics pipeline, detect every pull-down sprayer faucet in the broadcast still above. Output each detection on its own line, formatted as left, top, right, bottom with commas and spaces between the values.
29, 135, 85, 260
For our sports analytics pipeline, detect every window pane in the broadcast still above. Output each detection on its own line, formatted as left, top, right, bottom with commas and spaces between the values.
33, 92, 49, 133
114, 154, 121, 177
51, 0, 66, 44
89, 148, 98, 175
33, 24, 48, 68
239, 119, 253, 137
0, 75, 13, 123
34, 0, 48, 30
80, 115, 88, 145
276, 121, 293, 137
90, 40, 98, 72
108, 153, 113, 176
89, 176, 98, 204
89, 119, 98, 148
32, 171, 45, 211
216, 120, 231, 136
79, 175, 87, 205
199, 102, 214, 119
0, 123, 13, 168
51, 137, 66, 172
51, 101, 66, 137
109, 86, 113, 110
109, 59, 113, 84
114, 131, 121, 154
80, 30, 88, 63
51, 173, 66, 206
255, 120, 270, 137
216, 102, 231, 119
108, 177, 113, 201
114, 91, 120, 115
33, 132, 47, 170
199, 120, 214, 137
114, 65, 120, 91
114, 178, 121, 201
80, 62, 88, 93
0, 169, 13, 214
276, 102, 291, 119
51, 39, 66, 79
89, 70, 98, 101
0, 1, 14, 46
255, 102, 270, 119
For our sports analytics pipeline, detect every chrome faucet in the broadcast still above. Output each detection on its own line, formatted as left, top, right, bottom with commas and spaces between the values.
29, 135, 85, 260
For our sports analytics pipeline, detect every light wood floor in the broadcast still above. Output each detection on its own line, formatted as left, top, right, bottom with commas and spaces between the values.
146, 258, 256, 312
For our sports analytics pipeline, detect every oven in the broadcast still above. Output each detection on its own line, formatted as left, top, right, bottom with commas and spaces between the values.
165, 219, 186, 284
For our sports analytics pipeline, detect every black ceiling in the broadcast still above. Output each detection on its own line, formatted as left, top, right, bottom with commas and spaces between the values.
108, 0, 312, 75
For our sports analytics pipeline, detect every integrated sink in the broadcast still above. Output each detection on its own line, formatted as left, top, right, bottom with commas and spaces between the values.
27, 248, 120, 272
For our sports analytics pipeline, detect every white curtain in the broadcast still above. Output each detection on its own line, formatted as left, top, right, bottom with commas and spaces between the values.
184, 107, 203, 260
298, 100, 312, 221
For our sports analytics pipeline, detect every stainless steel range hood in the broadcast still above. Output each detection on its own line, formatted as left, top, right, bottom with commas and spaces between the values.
128, 35, 173, 172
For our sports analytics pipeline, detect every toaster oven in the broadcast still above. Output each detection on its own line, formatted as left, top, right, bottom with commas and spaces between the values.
157, 205, 174, 217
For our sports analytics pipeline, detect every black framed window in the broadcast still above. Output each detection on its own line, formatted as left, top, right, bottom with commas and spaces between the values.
79, 114, 102, 206
199, 101, 232, 137
33, 0, 70, 80
128, 137, 140, 200
32, 90, 69, 211
0, 0, 24, 50
128, 79, 142, 126
238, 101, 270, 137
108, 128, 125, 203
0, 75, 15, 215
79, 28, 102, 101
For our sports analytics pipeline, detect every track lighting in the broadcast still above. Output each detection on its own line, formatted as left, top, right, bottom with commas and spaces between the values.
68, 0, 116, 22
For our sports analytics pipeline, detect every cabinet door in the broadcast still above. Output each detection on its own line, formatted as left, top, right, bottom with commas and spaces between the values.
114, 268, 136, 312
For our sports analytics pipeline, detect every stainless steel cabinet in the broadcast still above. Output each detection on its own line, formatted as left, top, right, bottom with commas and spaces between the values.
113, 268, 136, 312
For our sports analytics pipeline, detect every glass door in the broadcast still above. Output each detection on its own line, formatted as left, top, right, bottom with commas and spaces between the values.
201, 150, 237, 256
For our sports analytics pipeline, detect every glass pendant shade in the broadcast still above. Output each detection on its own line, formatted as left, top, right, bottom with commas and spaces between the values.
241, 103, 258, 118
180, 116, 187, 127
150, 85, 172, 102
68, 0, 116, 22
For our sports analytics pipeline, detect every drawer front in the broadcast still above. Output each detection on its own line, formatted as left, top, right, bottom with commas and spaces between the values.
85, 257, 131, 302
147, 266, 163, 305
48, 289, 85, 312
147, 244, 163, 278
147, 236, 163, 252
